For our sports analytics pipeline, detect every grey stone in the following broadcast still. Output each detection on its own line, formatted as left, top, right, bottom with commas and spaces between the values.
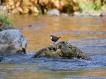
0, 29, 27, 56
46, 9, 60, 16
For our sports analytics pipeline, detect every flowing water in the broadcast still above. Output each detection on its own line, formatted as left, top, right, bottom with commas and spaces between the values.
0, 15, 106, 79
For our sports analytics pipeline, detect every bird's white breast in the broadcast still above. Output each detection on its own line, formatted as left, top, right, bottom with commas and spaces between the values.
50, 36, 52, 39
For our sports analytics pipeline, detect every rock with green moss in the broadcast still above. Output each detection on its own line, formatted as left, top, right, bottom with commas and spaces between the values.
0, 15, 13, 31
32, 41, 91, 60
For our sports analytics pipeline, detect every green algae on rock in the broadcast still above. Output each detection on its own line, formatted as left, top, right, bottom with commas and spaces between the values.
32, 41, 92, 60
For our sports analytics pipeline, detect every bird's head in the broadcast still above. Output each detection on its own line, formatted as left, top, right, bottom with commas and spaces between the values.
50, 35, 53, 37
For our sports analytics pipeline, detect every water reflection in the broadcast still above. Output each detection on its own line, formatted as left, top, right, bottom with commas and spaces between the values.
10, 15, 106, 52
0, 15, 106, 78
1, 54, 106, 79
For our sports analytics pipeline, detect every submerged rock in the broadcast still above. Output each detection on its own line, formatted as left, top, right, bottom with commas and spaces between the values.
0, 29, 27, 56
32, 41, 91, 60
0, 56, 3, 62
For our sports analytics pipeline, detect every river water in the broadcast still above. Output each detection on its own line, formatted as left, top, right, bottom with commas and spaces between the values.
0, 15, 106, 79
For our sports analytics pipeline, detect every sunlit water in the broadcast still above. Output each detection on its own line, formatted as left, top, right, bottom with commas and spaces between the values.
0, 15, 106, 79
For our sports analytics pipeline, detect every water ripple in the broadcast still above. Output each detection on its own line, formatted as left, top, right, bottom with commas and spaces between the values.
1, 53, 106, 70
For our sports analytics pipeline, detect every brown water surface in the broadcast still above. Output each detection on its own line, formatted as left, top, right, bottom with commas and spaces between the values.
0, 15, 106, 79
11, 15, 106, 52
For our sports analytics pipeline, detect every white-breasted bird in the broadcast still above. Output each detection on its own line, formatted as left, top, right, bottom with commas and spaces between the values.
50, 35, 61, 43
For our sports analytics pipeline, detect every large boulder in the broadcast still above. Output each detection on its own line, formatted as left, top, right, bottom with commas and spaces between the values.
32, 41, 91, 60
0, 29, 27, 56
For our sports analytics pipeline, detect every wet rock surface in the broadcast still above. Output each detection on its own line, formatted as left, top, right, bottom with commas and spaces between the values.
32, 41, 91, 60
0, 56, 3, 62
0, 24, 14, 31
0, 29, 27, 56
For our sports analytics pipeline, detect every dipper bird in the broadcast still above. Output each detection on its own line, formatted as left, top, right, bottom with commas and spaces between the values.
50, 35, 61, 43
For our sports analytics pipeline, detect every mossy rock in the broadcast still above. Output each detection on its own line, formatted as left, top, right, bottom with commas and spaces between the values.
0, 15, 13, 31
32, 41, 92, 60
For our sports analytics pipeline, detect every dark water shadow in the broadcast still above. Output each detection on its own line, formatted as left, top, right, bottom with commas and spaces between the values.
1, 53, 106, 70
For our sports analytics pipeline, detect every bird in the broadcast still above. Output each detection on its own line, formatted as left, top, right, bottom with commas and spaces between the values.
50, 35, 61, 43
